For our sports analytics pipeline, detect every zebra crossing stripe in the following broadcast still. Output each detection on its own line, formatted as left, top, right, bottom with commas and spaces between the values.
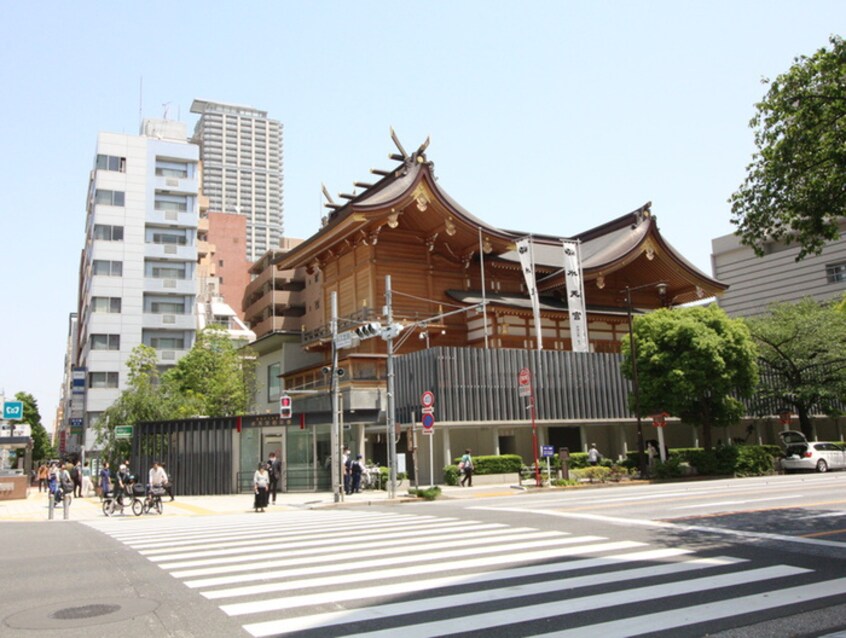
143, 519, 503, 560
534, 577, 846, 638
224, 553, 737, 620
283, 565, 809, 638
201, 541, 645, 599
153, 523, 517, 568
183, 533, 605, 587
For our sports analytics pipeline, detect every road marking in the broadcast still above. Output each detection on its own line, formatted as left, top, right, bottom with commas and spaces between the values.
535, 577, 846, 638
319, 566, 809, 638
220, 547, 700, 615
803, 527, 846, 539
471, 505, 846, 549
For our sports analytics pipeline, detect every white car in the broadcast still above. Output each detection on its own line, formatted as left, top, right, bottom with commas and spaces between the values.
779, 430, 846, 473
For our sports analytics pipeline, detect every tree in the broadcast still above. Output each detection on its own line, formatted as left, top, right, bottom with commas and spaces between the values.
621, 305, 759, 450
730, 36, 846, 260
746, 298, 846, 439
15, 391, 54, 462
163, 326, 256, 417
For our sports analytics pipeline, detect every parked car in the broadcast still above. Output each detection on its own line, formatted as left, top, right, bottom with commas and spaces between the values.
779, 430, 846, 473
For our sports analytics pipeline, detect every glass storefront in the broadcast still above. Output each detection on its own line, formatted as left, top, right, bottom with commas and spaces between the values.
239, 422, 333, 492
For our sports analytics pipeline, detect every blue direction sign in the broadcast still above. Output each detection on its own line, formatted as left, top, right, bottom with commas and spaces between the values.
3, 401, 24, 421
541, 445, 554, 458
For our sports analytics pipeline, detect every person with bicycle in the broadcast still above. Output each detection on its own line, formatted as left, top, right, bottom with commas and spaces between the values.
115, 464, 131, 508
146, 461, 167, 513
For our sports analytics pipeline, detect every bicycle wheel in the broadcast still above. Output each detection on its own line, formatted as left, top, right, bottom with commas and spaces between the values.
102, 499, 113, 517
154, 498, 163, 515
132, 498, 144, 516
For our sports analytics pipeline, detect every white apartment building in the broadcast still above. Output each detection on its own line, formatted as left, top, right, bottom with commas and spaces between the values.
75, 120, 199, 438
190, 99, 283, 261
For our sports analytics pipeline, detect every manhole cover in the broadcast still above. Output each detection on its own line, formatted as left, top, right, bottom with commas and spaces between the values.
51, 603, 121, 620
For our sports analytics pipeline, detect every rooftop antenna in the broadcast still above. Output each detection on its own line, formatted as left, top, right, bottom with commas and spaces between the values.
138, 76, 143, 129
162, 101, 171, 120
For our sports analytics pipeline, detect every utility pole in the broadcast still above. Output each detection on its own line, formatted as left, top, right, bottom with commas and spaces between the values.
330, 292, 342, 502
385, 275, 397, 499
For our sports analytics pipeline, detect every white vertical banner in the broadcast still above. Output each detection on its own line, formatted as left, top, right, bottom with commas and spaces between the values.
563, 239, 589, 352
516, 236, 543, 350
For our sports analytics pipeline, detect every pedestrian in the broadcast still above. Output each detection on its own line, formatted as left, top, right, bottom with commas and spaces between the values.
37, 462, 48, 492
459, 449, 474, 487
161, 463, 175, 501
81, 461, 94, 497
116, 464, 131, 508
253, 462, 270, 512
71, 460, 83, 498
59, 463, 74, 503
266, 452, 282, 505
99, 461, 111, 498
647, 442, 657, 467
587, 443, 603, 466
342, 447, 351, 495
350, 455, 364, 493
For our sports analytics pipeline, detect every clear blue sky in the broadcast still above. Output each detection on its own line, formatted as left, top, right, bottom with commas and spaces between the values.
0, 1, 842, 430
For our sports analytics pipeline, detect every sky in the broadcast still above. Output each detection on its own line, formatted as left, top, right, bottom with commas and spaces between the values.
0, 1, 842, 430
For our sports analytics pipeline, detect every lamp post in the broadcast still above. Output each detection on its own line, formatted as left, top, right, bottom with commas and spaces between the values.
624, 282, 667, 477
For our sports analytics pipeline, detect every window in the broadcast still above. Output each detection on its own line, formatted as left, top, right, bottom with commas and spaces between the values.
155, 160, 189, 178
92, 260, 122, 276
268, 363, 281, 402
154, 194, 188, 212
149, 263, 186, 279
96, 154, 126, 172
93, 224, 124, 241
150, 231, 187, 245
91, 297, 121, 313
149, 336, 185, 349
88, 372, 119, 388
150, 301, 186, 314
826, 262, 846, 284
94, 189, 125, 206
90, 334, 120, 350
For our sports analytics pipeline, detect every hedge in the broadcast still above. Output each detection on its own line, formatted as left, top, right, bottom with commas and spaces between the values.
625, 444, 779, 477
444, 454, 523, 485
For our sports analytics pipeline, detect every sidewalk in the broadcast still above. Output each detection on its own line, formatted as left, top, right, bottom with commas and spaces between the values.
0, 482, 524, 522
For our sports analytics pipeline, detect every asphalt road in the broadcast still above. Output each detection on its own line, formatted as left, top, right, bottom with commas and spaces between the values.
3, 474, 846, 638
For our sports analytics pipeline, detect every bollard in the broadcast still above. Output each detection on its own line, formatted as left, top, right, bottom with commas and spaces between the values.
559, 447, 570, 481
48, 492, 54, 520
63, 493, 70, 520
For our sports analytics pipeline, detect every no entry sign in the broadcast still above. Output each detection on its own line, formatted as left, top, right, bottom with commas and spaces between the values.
518, 367, 532, 397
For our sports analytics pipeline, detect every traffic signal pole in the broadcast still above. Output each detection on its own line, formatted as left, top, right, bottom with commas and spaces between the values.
385, 275, 397, 499
330, 292, 342, 503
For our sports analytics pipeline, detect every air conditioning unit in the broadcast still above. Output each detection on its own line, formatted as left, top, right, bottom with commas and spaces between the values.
163, 315, 176, 324
166, 178, 179, 187
164, 245, 177, 254
165, 210, 178, 221
161, 350, 176, 360
163, 279, 176, 288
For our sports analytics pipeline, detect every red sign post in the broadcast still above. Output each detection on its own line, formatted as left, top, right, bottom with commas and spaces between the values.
518, 368, 541, 486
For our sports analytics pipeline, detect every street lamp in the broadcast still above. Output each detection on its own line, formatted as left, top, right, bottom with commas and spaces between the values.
624, 282, 667, 477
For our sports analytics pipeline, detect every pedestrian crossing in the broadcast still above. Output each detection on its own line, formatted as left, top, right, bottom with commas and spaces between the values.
84, 509, 846, 637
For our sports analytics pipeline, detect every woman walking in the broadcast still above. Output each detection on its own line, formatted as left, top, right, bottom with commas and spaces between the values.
459, 449, 474, 487
253, 463, 270, 513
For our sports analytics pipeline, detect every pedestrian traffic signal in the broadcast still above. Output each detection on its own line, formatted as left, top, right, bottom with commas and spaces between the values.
354, 321, 382, 339
279, 394, 292, 419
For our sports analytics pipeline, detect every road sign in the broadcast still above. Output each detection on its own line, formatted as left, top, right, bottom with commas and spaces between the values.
421, 391, 435, 408
421, 413, 435, 430
541, 445, 554, 458
114, 425, 133, 439
334, 330, 359, 350
422, 428, 434, 436
518, 367, 532, 397
421, 406, 434, 415
2, 401, 23, 421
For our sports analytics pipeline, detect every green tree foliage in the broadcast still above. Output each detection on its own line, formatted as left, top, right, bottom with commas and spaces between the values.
164, 325, 256, 417
621, 305, 759, 450
730, 36, 846, 260
746, 298, 846, 438
96, 328, 257, 463
15, 391, 55, 462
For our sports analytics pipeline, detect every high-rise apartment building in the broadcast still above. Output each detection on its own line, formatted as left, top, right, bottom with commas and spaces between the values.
190, 99, 283, 262
74, 119, 199, 442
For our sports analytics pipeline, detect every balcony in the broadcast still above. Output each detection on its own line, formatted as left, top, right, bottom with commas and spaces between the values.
245, 265, 301, 290
243, 289, 304, 324
154, 174, 198, 194
144, 243, 196, 261
251, 314, 304, 337
144, 278, 197, 295
142, 313, 196, 330
146, 208, 198, 228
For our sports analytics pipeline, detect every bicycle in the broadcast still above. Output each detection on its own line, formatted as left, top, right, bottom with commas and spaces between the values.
137, 485, 165, 515
102, 483, 143, 517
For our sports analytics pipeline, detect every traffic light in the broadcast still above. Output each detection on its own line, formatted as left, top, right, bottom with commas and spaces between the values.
354, 321, 382, 339
279, 394, 292, 419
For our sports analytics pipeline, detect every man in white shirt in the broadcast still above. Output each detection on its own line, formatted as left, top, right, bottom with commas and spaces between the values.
149, 462, 167, 489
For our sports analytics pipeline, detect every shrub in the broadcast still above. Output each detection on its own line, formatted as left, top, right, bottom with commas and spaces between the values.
443, 465, 460, 485
551, 478, 580, 487
574, 466, 612, 483
653, 457, 685, 479
408, 486, 441, 501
